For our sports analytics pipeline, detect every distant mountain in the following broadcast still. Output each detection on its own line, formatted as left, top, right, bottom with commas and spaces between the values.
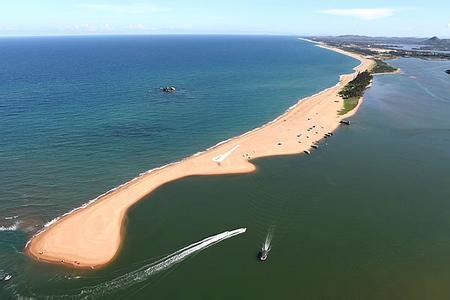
420, 36, 450, 46
306, 35, 450, 58
309, 35, 426, 44
422, 36, 440, 43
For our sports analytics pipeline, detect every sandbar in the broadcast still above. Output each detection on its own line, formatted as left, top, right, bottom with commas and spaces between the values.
25, 42, 375, 269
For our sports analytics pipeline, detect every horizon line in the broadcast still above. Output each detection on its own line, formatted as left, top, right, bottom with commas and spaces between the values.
0, 33, 444, 39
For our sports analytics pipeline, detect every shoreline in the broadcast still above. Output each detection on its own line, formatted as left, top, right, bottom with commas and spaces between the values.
25, 41, 375, 269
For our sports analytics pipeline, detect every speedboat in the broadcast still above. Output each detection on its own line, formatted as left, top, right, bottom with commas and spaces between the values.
0, 270, 12, 281
259, 248, 269, 261
259, 228, 273, 261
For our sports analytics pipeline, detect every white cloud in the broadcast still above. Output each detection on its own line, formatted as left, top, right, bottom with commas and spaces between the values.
103, 23, 113, 31
72, 24, 114, 33
320, 8, 396, 20
128, 24, 146, 30
0, 25, 16, 32
79, 3, 170, 14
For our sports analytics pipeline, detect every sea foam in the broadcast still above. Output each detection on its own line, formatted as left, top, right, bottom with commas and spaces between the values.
0, 221, 21, 232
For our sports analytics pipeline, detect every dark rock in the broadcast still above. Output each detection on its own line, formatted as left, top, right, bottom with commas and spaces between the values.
162, 86, 176, 93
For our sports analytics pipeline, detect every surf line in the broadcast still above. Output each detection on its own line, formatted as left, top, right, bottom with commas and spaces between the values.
56, 228, 246, 298
212, 145, 240, 164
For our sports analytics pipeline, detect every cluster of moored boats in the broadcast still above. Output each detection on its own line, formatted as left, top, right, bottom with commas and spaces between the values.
302, 119, 351, 155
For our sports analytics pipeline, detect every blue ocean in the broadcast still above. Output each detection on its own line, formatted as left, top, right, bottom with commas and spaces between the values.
0, 35, 366, 298
0, 35, 356, 227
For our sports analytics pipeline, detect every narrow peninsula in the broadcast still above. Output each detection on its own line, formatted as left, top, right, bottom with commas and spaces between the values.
26, 41, 378, 269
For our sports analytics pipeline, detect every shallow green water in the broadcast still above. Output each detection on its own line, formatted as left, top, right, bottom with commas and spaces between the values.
104, 58, 450, 299
3, 56, 450, 299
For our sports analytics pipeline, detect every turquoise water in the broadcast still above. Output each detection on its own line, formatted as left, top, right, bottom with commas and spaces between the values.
0, 36, 359, 298
0, 36, 356, 226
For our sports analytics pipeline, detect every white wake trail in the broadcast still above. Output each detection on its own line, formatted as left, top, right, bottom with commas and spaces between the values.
72, 228, 246, 298
263, 227, 274, 251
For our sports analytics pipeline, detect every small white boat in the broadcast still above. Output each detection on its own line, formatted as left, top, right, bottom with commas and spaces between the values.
3, 274, 12, 281
259, 228, 273, 261
259, 248, 269, 261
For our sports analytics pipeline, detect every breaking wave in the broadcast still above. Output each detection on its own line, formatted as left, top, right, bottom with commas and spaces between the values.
0, 221, 21, 231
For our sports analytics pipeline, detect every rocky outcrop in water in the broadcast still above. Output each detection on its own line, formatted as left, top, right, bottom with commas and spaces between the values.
162, 86, 176, 93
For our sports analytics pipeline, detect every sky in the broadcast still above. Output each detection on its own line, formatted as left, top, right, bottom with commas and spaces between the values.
0, 0, 449, 37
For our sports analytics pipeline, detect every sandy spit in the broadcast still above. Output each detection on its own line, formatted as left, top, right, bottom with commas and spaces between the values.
26, 42, 375, 269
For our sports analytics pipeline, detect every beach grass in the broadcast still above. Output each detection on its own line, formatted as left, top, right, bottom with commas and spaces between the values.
372, 59, 398, 74
339, 97, 359, 115
337, 70, 372, 115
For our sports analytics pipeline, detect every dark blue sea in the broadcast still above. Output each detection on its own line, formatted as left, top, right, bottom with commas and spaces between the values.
0, 35, 356, 230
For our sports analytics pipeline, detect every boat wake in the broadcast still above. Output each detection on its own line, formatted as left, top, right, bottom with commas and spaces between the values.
258, 227, 274, 261
51, 228, 246, 298
262, 227, 273, 252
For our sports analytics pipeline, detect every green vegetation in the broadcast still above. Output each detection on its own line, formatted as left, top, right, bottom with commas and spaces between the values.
337, 59, 399, 116
338, 97, 360, 115
371, 59, 398, 74
338, 71, 372, 99
338, 71, 373, 115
